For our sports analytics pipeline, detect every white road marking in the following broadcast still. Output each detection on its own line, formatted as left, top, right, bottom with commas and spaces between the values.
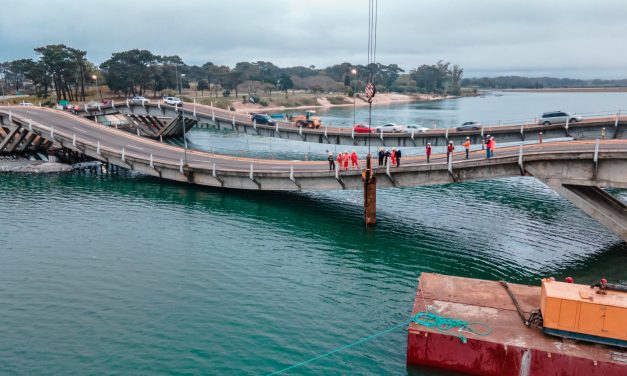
127, 145, 145, 150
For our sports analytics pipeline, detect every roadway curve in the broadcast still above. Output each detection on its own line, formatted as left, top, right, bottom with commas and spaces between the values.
2, 106, 627, 190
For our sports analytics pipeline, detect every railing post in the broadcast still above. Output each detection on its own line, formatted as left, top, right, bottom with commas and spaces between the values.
300, 124, 303, 136
445, 127, 449, 142
28, 119, 33, 132
601, 127, 606, 139
212, 162, 217, 177
518, 144, 524, 171
386, 159, 391, 176
72, 134, 76, 146
193, 99, 196, 117
8, 110, 12, 122
212, 109, 215, 122
149, 153, 154, 168
160, 135, 163, 143
565, 116, 569, 131
84, 103, 88, 112
290, 165, 295, 181
335, 165, 339, 179
50, 126, 54, 140
126, 98, 129, 107
615, 110, 621, 128
351, 127, 355, 139
97, 103, 101, 111
94, 116, 98, 123
593, 138, 600, 163
480, 126, 484, 137
539, 131, 543, 143
96, 140, 101, 155
136, 129, 140, 136
121, 147, 125, 162
180, 159, 184, 173
232, 115, 236, 127
324, 126, 328, 138
448, 152, 453, 174
380, 128, 384, 141
253, 119, 257, 129
111, 99, 115, 108
157, 100, 161, 109
249, 163, 254, 180
275, 121, 279, 133
411, 129, 415, 140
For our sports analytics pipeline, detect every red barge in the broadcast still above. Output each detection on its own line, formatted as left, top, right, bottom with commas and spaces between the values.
407, 273, 626, 375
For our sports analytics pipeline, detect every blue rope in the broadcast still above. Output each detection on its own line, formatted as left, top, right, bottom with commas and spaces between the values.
265, 311, 492, 375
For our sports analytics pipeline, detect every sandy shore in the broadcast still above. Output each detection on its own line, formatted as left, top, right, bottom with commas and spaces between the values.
231, 93, 454, 113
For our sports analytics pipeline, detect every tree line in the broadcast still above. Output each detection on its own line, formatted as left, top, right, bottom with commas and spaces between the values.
461, 76, 627, 89
0, 44, 470, 99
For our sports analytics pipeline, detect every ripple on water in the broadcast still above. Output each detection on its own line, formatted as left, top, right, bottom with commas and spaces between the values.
0, 172, 624, 375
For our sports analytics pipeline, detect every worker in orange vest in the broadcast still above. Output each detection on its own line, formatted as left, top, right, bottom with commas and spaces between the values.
489, 136, 496, 157
343, 150, 349, 170
463, 137, 471, 159
426, 143, 432, 163
447, 141, 455, 162
350, 150, 359, 169
391, 148, 397, 166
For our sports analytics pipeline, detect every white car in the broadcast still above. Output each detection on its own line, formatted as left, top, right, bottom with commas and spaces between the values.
19, 101, 34, 106
131, 96, 151, 105
404, 124, 429, 133
538, 111, 582, 125
163, 96, 183, 106
375, 123, 404, 133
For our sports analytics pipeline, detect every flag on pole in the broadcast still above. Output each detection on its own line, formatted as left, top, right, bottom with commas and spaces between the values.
365, 81, 376, 102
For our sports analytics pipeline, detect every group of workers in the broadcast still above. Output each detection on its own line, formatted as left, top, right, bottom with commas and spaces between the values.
326, 135, 496, 170
328, 150, 361, 171
377, 148, 402, 167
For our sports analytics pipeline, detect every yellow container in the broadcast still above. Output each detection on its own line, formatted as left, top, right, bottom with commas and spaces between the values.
540, 278, 627, 342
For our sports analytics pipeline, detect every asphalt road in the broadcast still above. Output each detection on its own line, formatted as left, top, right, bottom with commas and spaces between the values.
4, 106, 627, 173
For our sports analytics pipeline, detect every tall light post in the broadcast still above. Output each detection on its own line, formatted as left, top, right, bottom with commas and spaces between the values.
351, 68, 357, 126
92, 75, 101, 100
181, 73, 188, 164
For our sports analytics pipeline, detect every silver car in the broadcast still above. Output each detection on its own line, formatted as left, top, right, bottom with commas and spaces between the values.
404, 124, 429, 133
375, 123, 404, 133
538, 111, 582, 125
457, 121, 482, 131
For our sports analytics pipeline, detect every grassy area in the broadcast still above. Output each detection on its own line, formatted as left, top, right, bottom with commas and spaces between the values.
326, 96, 348, 105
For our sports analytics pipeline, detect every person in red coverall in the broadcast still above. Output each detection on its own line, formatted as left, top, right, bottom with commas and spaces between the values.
350, 151, 359, 169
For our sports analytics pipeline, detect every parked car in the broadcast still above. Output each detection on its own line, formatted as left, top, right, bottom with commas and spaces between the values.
538, 111, 582, 125
131, 96, 151, 105
19, 101, 33, 106
163, 96, 183, 106
251, 113, 276, 125
457, 121, 482, 131
404, 124, 429, 133
375, 123, 404, 133
353, 124, 374, 133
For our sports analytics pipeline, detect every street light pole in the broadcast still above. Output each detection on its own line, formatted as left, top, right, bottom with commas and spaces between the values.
351, 68, 357, 126
92, 75, 101, 100
181, 72, 187, 164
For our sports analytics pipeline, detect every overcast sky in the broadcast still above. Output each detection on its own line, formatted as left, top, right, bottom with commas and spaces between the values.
1, 0, 625, 78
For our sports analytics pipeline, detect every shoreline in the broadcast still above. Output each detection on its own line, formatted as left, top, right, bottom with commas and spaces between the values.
231, 93, 460, 113
497, 87, 627, 93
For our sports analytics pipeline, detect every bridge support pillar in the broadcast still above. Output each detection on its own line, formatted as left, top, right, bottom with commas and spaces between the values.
543, 180, 627, 242
363, 154, 377, 226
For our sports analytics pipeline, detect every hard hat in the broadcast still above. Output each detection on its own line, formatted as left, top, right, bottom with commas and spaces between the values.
600, 278, 608, 285
466, 136, 470, 139
565, 277, 574, 283
427, 142, 431, 145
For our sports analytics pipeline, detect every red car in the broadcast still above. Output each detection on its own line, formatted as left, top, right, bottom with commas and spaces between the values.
353, 124, 374, 133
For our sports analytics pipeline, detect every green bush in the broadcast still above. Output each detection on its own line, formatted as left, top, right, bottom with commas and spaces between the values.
258, 100, 269, 107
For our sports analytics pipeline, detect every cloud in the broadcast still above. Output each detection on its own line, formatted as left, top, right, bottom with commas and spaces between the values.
0, 0, 625, 78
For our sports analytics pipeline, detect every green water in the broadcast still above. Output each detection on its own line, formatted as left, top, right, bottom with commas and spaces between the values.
1, 171, 625, 375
